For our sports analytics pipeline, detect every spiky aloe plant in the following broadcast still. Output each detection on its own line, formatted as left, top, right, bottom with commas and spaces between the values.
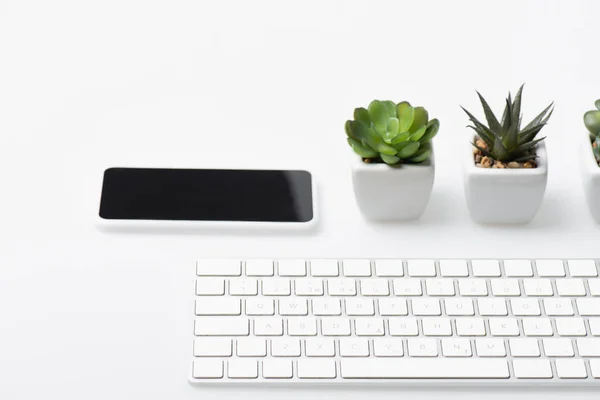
345, 100, 439, 165
584, 99, 600, 163
462, 85, 554, 163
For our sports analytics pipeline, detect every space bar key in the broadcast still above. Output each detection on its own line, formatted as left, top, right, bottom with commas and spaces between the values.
341, 359, 510, 379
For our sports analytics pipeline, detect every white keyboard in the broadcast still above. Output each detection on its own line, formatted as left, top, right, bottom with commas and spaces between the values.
189, 259, 600, 384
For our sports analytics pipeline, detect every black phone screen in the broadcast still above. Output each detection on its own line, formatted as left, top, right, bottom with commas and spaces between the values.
99, 168, 313, 222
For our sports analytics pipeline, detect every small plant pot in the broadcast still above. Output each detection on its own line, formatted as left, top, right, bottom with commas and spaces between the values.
351, 147, 435, 221
463, 137, 548, 224
580, 130, 600, 223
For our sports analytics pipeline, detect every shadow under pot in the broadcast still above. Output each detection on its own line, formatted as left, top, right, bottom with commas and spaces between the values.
351, 146, 435, 221
463, 137, 548, 224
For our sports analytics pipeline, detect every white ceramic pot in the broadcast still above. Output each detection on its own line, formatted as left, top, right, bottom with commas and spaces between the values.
580, 130, 600, 223
463, 137, 548, 224
351, 147, 435, 221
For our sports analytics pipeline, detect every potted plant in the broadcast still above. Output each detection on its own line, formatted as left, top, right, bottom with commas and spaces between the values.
581, 100, 600, 223
461, 85, 554, 224
345, 100, 440, 221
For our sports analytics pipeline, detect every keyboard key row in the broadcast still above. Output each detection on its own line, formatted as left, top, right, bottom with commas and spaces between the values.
192, 358, 600, 379
194, 317, 600, 337
196, 259, 599, 278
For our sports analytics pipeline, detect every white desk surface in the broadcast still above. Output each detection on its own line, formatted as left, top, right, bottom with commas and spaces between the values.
1, 1, 600, 398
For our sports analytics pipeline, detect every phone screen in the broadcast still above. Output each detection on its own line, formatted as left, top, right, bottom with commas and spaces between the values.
99, 168, 313, 222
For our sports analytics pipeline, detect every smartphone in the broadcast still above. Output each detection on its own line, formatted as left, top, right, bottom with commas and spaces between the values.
97, 167, 316, 231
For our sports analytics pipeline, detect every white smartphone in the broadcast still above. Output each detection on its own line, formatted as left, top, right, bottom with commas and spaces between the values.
96, 167, 317, 232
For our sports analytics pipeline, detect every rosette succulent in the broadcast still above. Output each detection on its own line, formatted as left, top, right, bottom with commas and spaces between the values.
584, 99, 600, 163
345, 100, 439, 165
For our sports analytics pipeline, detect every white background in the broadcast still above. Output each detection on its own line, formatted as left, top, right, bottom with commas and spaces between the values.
1, 0, 599, 398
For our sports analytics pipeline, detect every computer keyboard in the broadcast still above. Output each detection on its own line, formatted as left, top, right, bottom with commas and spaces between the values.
189, 259, 600, 384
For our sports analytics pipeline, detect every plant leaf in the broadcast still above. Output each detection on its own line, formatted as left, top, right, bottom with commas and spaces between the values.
518, 123, 546, 145
368, 100, 389, 133
395, 141, 420, 159
512, 154, 538, 163
387, 117, 399, 135
477, 91, 502, 133
419, 118, 440, 142
461, 106, 496, 141
391, 131, 411, 145
376, 142, 398, 156
467, 125, 494, 149
511, 84, 524, 131
492, 135, 509, 161
344, 120, 353, 138
407, 149, 431, 163
410, 125, 427, 141
523, 102, 554, 131
472, 142, 493, 158
596, 99, 600, 111
587, 110, 600, 135
353, 107, 370, 127
348, 138, 378, 158
383, 101, 397, 118
398, 104, 415, 133
380, 153, 401, 164
410, 106, 429, 133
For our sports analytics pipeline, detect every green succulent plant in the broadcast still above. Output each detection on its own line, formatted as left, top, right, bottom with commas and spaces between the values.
462, 85, 554, 163
345, 100, 439, 165
584, 99, 600, 163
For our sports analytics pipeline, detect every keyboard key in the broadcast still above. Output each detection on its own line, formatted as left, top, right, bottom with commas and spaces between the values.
425, 279, 455, 296
588, 279, 600, 296
360, 279, 390, 296
339, 338, 370, 356
327, 279, 357, 296
309, 259, 339, 276
535, 260, 565, 277
510, 299, 541, 316
287, 318, 318, 336
422, 318, 452, 336
455, 318, 486, 336
576, 339, 600, 356
555, 318, 586, 336
342, 259, 371, 277
340, 359, 509, 378
355, 318, 385, 336
544, 298, 574, 316
543, 339, 574, 357
278, 298, 308, 315
513, 359, 552, 379
246, 298, 275, 315
458, 279, 488, 296
407, 260, 436, 277
345, 298, 375, 316
489, 318, 519, 336
305, 338, 335, 356
197, 259, 241, 276
411, 298, 441, 316
195, 278, 225, 295
374, 259, 404, 276
503, 260, 533, 277
439, 260, 469, 277
556, 279, 586, 296
321, 318, 351, 336
576, 299, 600, 315
555, 359, 587, 379
442, 339, 472, 357
591, 359, 600, 378
393, 279, 422, 296
509, 339, 540, 357
378, 298, 408, 316
195, 317, 249, 336
478, 298, 508, 316
237, 338, 267, 356
229, 279, 258, 296
194, 338, 232, 357
277, 259, 306, 276
254, 318, 283, 336
312, 298, 342, 316
389, 318, 419, 336
228, 360, 258, 378
522, 318, 553, 336
568, 260, 598, 277
193, 360, 223, 379
262, 360, 293, 378
271, 338, 301, 357
245, 259, 274, 276
476, 339, 506, 357
523, 279, 553, 296
408, 338, 438, 357
590, 318, 600, 336
445, 298, 475, 316
297, 359, 336, 378
195, 298, 241, 315
471, 260, 501, 277
373, 338, 404, 356
294, 279, 324, 296
490, 279, 521, 296
262, 279, 291, 296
